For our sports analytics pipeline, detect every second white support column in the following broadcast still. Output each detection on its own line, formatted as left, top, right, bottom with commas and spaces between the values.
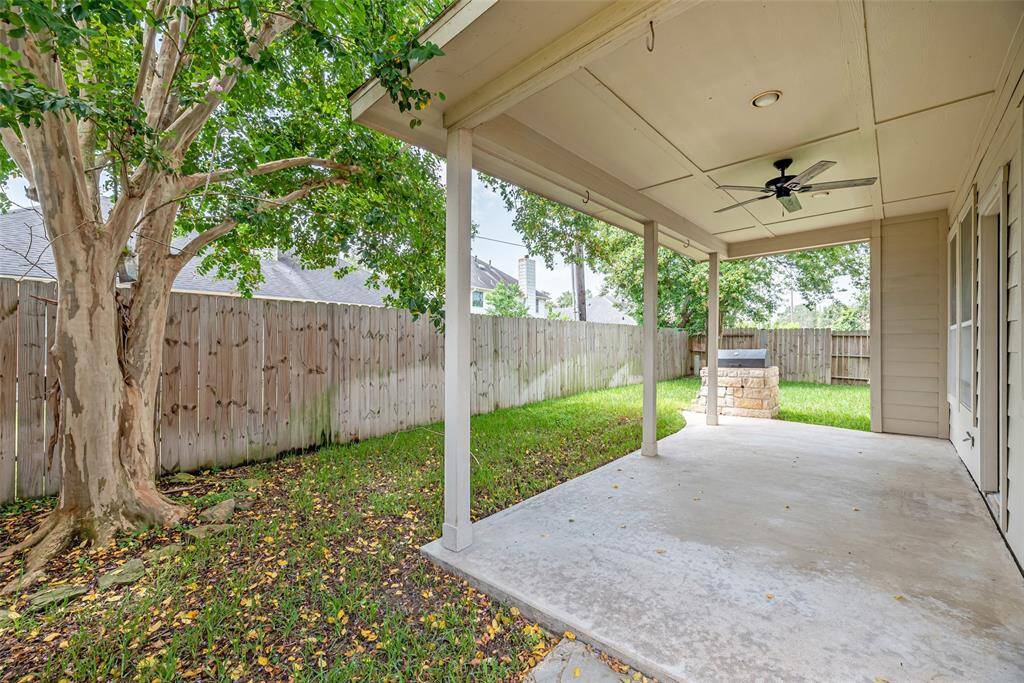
707, 251, 720, 426
442, 127, 473, 551
642, 220, 658, 456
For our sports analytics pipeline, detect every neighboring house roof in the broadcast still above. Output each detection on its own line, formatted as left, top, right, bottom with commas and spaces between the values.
471, 256, 550, 299
553, 295, 636, 326
0, 208, 55, 280
0, 206, 390, 306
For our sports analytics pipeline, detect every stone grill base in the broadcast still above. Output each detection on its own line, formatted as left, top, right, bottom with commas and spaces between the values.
692, 366, 780, 419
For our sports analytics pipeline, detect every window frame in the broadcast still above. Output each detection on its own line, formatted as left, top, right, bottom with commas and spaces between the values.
954, 192, 978, 411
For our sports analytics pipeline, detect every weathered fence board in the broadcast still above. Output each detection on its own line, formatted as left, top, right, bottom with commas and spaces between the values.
0, 279, 17, 504
831, 330, 870, 384
16, 280, 49, 499
691, 327, 869, 384
1, 280, 694, 504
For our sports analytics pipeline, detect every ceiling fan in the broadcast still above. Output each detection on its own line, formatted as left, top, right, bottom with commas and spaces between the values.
714, 158, 877, 214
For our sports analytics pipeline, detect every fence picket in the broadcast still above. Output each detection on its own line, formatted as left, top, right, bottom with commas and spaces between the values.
2, 279, 703, 504
0, 279, 17, 504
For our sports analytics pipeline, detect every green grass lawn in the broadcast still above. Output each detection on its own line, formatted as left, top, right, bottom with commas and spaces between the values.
0, 377, 868, 681
776, 381, 871, 431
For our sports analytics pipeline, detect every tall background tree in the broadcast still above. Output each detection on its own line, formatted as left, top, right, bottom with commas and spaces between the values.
483, 180, 869, 335
0, 0, 447, 582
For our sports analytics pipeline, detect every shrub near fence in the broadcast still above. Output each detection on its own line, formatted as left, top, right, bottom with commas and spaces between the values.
0, 278, 690, 504
690, 328, 870, 385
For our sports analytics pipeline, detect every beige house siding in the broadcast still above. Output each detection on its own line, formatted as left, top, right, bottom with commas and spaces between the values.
877, 212, 949, 439
944, 47, 1024, 558
1007, 149, 1022, 556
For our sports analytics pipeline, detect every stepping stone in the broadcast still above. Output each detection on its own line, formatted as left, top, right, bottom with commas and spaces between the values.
143, 544, 182, 563
526, 639, 625, 683
200, 498, 236, 523
235, 500, 255, 511
167, 472, 197, 484
98, 559, 145, 590
184, 524, 237, 541
26, 585, 88, 611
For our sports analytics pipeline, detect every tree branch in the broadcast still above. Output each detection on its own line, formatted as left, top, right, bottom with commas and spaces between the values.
170, 175, 349, 270
160, 13, 295, 160
133, 0, 170, 108
0, 128, 37, 201
178, 157, 359, 191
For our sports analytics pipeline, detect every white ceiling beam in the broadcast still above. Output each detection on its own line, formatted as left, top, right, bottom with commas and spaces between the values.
442, 0, 702, 131
726, 220, 875, 260
475, 115, 728, 254
837, 0, 884, 220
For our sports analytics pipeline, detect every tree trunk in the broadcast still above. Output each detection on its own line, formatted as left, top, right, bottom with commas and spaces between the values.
3, 239, 186, 582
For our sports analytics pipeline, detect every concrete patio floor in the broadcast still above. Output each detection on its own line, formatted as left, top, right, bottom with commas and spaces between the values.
423, 414, 1024, 682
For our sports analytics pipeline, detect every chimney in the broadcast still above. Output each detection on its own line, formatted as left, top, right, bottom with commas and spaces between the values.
518, 257, 537, 314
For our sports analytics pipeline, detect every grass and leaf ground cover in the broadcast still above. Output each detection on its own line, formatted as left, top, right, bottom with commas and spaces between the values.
0, 377, 869, 681
0, 380, 698, 682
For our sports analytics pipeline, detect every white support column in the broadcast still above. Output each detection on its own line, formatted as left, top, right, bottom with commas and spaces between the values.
443, 127, 473, 551
642, 220, 658, 457
707, 251, 719, 426
869, 221, 883, 433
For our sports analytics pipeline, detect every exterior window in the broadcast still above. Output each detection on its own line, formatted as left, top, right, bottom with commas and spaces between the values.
472, 290, 484, 308
959, 211, 974, 409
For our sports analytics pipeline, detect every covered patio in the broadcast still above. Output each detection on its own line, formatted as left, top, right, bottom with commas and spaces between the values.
351, 0, 1024, 678
426, 416, 1024, 681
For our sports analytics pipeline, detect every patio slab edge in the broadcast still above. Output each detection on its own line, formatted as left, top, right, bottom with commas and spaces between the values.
421, 537, 675, 683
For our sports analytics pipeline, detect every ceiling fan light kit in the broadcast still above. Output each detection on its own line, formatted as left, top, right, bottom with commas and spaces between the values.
714, 158, 878, 214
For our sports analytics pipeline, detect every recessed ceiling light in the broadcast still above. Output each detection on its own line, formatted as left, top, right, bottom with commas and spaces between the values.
751, 90, 782, 108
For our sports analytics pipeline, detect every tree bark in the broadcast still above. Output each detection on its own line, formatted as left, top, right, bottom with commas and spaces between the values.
1, 220, 186, 584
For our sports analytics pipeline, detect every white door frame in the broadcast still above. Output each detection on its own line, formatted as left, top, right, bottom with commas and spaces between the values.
978, 166, 1010, 526
949, 190, 979, 482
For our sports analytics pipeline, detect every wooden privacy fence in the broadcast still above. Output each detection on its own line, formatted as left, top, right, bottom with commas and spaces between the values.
0, 278, 690, 504
690, 328, 870, 385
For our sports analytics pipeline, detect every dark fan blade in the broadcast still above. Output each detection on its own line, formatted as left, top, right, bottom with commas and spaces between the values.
778, 194, 802, 213
716, 184, 772, 193
798, 177, 878, 192
783, 160, 836, 190
714, 194, 773, 213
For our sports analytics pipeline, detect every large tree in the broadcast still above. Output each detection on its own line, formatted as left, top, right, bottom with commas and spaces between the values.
0, 0, 446, 583
592, 223, 868, 334
482, 180, 869, 335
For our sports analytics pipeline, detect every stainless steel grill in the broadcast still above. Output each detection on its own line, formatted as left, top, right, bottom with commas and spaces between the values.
718, 349, 768, 368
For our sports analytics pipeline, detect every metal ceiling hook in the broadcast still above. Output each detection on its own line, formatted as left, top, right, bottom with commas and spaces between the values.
646, 21, 655, 52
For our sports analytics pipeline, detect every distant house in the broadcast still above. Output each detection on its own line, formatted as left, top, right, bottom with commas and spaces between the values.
471, 255, 551, 318
0, 206, 390, 306
551, 295, 636, 326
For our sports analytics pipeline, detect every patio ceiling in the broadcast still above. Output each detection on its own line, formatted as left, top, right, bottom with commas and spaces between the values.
352, 0, 1024, 258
